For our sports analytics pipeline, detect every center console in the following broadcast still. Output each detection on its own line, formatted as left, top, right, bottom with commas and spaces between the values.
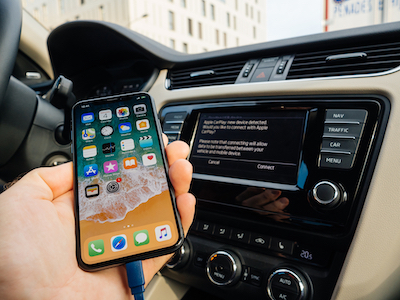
159, 95, 389, 300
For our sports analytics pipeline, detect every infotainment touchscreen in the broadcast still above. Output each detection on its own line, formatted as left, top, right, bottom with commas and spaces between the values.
189, 111, 307, 188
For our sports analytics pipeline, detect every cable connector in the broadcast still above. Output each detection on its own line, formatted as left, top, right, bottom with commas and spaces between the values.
126, 260, 145, 300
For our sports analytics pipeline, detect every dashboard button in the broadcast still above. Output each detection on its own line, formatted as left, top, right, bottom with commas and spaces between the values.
271, 273, 300, 293
270, 238, 294, 255
325, 109, 368, 123
323, 123, 364, 138
258, 57, 279, 68
249, 233, 271, 249
197, 221, 214, 234
231, 229, 251, 244
212, 225, 232, 239
250, 67, 273, 82
271, 287, 299, 300
249, 269, 263, 287
194, 252, 207, 268
165, 133, 180, 144
164, 112, 187, 123
163, 123, 183, 132
319, 152, 355, 169
321, 137, 358, 152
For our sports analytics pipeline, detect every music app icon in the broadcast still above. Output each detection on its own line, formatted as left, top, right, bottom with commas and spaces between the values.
155, 225, 172, 242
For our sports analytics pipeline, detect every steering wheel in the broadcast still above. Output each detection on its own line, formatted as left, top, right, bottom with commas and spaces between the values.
0, 1, 70, 183
0, 1, 20, 102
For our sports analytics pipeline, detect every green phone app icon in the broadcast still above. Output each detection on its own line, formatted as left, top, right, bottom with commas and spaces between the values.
88, 239, 104, 256
134, 230, 150, 246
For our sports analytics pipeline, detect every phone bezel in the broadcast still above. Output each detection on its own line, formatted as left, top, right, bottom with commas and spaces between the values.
72, 92, 184, 271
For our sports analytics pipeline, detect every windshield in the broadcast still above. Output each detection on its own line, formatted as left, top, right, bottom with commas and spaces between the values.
22, 0, 400, 54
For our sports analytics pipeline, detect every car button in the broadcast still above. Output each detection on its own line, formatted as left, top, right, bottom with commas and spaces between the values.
323, 123, 364, 138
249, 233, 271, 249
325, 109, 368, 123
164, 112, 187, 123
271, 287, 299, 300
231, 229, 250, 244
271, 273, 300, 293
250, 68, 273, 82
197, 221, 214, 234
319, 152, 355, 169
321, 137, 358, 153
258, 57, 279, 68
165, 133, 180, 144
194, 252, 207, 268
270, 238, 294, 255
212, 225, 232, 239
163, 123, 183, 132
249, 269, 263, 287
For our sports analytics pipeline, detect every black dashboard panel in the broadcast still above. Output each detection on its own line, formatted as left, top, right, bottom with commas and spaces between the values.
160, 95, 390, 300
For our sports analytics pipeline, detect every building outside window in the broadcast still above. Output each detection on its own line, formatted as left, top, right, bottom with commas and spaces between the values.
98, 5, 105, 21
210, 4, 215, 20
223, 32, 227, 47
188, 18, 193, 36
227, 12, 230, 27
183, 43, 188, 53
253, 26, 256, 39
201, 0, 206, 16
245, 3, 248, 16
169, 11, 175, 30
181, 0, 186, 8
170, 39, 175, 49
233, 16, 236, 30
198, 22, 203, 39
216, 29, 219, 44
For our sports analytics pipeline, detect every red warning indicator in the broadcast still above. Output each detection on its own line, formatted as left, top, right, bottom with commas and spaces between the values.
256, 72, 266, 78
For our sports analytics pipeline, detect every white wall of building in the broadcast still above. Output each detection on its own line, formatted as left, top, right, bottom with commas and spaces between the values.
23, 0, 266, 54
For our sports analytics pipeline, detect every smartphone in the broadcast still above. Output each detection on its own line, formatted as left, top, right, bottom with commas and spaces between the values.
71, 92, 184, 271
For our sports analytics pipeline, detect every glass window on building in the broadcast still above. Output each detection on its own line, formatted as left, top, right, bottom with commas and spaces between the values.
183, 43, 188, 53
81, 0, 85, 5
233, 16, 236, 30
98, 5, 105, 21
170, 39, 175, 49
251, 6, 253, 19
210, 4, 215, 20
235, 0, 238, 10
188, 18, 193, 36
253, 26, 256, 39
181, 0, 186, 8
236, 37, 239, 46
198, 22, 203, 39
216, 29, 219, 44
245, 3, 248, 16
223, 32, 227, 47
258, 11, 260, 23
169, 11, 175, 30
227, 12, 230, 27
201, 0, 206, 16
58, 0, 65, 15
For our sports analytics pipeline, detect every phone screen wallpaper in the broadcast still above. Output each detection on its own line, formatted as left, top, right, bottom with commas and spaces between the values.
74, 94, 179, 265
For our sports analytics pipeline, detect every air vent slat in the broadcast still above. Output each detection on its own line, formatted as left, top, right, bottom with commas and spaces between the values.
168, 60, 246, 90
287, 40, 400, 80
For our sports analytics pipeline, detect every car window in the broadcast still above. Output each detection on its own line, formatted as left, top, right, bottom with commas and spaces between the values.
21, 0, 400, 54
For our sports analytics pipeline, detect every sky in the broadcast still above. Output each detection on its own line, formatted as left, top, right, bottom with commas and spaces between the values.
266, 0, 323, 41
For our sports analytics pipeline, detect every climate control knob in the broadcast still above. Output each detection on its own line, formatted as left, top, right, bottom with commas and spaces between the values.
310, 180, 347, 209
267, 268, 310, 300
206, 250, 242, 286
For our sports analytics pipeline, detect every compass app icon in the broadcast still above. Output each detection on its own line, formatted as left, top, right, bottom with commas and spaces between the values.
111, 235, 127, 252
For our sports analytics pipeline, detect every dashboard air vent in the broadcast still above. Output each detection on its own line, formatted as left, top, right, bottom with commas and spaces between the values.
168, 60, 246, 90
287, 41, 400, 80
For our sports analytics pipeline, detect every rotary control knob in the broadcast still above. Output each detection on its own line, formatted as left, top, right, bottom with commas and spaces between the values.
267, 268, 310, 300
166, 240, 190, 270
309, 180, 347, 209
206, 250, 242, 286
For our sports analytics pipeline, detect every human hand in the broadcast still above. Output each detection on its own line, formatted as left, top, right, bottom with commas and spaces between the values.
0, 140, 195, 300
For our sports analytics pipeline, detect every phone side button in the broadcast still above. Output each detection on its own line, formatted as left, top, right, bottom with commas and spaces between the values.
70, 144, 73, 154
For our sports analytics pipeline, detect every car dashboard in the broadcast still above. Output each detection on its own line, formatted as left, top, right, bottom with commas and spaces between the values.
43, 20, 400, 300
